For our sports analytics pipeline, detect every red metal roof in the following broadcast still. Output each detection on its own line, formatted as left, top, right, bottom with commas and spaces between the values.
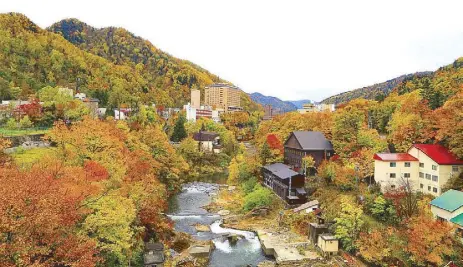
412, 144, 463, 165
373, 153, 418, 162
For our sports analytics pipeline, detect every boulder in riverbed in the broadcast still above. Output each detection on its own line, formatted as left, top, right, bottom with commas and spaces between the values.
189, 245, 211, 258
217, 210, 230, 216
194, 224, 210, 232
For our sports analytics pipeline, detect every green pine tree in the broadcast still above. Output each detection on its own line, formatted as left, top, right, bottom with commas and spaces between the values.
171, 114, 187, 142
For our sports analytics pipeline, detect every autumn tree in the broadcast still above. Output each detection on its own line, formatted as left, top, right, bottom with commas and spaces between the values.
405, 215, 457, 266
435, 91, 463, 158
0, 161, 103, 266
335, 197, 364, 252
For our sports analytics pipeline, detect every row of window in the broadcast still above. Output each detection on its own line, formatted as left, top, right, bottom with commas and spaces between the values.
419, 162, 438, 170
389, 173, 410, 178
392, 162, 461, 173
390, 162, 410, 167
419, 172, 438, 182
420, 183, 439, 193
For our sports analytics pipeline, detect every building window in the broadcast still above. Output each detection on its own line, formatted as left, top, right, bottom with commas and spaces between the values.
432, 175, 438, 182
432, 165, 438, 171
391, 185, 396, 189
404, 162, 411, 167
390, 173, 396, 178
420, 183, 423, 189
390, 162, 396, 167
419, 162, 424, 168
428, 186, 431, 191
433, 187, 438, 193
419, 172, 424, 178
453, 166, 459, 172
404, 173, 411, 178
425, 174, 431, 180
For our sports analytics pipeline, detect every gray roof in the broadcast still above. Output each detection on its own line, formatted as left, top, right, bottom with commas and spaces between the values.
319, 233, 338, 241
289, 131, 333, 150
263, 163, 300, 179
193, 131, 219, 141
293, 200, 319, 212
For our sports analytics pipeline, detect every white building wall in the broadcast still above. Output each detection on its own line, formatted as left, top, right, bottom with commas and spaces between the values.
374, 160, 419, 192
408, 147, 463, 196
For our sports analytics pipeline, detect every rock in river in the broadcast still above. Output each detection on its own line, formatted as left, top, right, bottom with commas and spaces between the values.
195, 224, 211, 232
217, 209, 230, 216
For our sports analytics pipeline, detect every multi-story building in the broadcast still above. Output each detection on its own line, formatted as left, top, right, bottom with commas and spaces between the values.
373, 144, 463, 196
284, 131, 335, 171
204, 83, 241, 112
298, 103, 335, 114
373, 153, 419, 192
191, 89, 200, 109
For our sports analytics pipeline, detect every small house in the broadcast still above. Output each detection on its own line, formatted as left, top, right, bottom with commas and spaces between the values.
144, 242, 164, 267
262, 163, 307, 205
293, 200, 319, 213
308, 218, 329, 245
317, 233, 339, 256
430, 189, 463, 233
193, 131, 221, 153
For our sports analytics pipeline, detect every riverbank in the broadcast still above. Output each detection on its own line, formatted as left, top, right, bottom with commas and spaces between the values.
205, 185, 340, 267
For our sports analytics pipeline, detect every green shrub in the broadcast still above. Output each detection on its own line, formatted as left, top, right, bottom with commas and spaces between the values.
19, 116, 33, 129
243, 184, 273, 212
242, 176, 258, 195
5, 118, 17, 130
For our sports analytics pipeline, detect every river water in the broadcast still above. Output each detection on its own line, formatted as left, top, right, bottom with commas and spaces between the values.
168, 182, 271, 267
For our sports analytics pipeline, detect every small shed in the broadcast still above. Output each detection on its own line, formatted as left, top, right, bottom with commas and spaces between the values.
317, 233, 339, 256
144, 242, 164, 267
308, 221, 329, 245
293, 200, 319, 213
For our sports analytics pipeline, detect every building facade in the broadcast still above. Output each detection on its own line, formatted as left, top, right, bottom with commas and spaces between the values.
193, 131, 221, 153
261, 163, 307, 205
373, 153, 420, 192
298, 103, 335, 114
284, 131, 334, 171
373, 144, 463, 196
204, 83, 241, 112
191, 89, 201, 109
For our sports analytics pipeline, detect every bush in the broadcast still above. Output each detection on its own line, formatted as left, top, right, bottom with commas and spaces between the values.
19, 116, 33, 129
5, 118, 17, 130
243, 184, 273, 212
242, 176, 258, 195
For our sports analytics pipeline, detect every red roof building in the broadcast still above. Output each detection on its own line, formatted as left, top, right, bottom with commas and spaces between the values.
373, 153, 418, 162
411, 144, 463, 165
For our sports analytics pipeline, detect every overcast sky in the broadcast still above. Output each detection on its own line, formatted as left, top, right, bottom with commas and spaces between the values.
2, 0, 463, 101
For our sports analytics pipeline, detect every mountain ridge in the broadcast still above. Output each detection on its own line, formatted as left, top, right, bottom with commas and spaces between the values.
249, 92, 297, 112
321, 72, 433, 105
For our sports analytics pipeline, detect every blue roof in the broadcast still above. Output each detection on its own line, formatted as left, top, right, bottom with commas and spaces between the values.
430, 190, 463, 212
450, 213, 463, 227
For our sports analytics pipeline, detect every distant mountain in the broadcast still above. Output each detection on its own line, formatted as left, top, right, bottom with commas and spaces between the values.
321, 72, 433, 105
249, 93, 297, 112
46, 17, 261, 111
287, 100, 313, 109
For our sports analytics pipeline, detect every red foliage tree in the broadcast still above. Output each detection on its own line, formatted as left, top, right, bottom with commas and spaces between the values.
266, 134, 284, 154
0, 162, 102, 266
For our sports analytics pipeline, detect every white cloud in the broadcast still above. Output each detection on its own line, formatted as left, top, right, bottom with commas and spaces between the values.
2, 0, 463, 101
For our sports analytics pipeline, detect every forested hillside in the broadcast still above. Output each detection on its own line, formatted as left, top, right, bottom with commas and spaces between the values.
321, 72, 432, 105
0, 13, 260, 111
249, 92, 297, 112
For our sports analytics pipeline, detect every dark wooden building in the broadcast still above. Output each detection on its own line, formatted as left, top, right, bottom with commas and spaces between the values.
262, 163, 307, 205
284, 131, 334, 171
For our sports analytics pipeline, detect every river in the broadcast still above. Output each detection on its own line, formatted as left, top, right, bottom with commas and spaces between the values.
168, 182, 271, 267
